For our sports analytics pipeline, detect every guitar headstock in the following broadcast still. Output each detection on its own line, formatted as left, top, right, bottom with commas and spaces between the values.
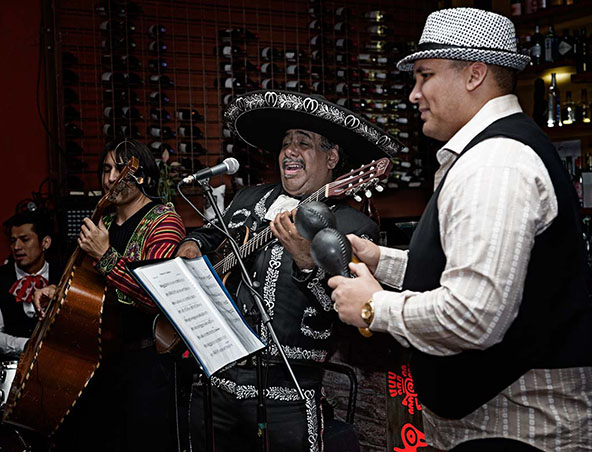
98, 156, 140, 209
327, 158, 393, 201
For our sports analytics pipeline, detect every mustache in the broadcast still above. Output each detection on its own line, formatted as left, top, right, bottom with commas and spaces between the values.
282, 157, 305, 168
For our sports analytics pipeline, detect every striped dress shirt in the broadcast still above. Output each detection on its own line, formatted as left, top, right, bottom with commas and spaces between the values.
371, 95, 592, 451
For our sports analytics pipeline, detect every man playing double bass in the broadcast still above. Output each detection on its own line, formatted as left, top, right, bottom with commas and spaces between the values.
35, 139, 185, 451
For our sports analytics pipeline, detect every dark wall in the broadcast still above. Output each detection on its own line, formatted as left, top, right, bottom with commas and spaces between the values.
0, 0, 48, 259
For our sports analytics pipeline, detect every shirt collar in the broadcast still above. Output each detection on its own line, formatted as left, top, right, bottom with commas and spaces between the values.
14, 260, 49, 281
436, 94, 523, 165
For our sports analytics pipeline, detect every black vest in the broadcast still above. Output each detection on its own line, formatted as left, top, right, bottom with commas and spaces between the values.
403, 113, 592, 419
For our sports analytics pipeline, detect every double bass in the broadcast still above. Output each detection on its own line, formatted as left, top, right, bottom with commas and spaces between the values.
2, 158, 139, 435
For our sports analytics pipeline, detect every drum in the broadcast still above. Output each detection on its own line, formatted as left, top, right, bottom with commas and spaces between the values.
0, 361, 18, 411
0, 423, 29, 452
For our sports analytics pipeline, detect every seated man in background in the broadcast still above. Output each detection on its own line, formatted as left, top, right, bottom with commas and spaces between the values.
0, 211, 55, 359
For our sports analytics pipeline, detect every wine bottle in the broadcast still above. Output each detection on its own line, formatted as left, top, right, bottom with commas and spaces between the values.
122, 106, 143, 120
561, 90, 576, 125
260, 62, 282, 75
101, 71, 125, 85
121, 124, 142, 138
63, 69, 79, 85
544, 24, 558, 63
62, 51, 78, 68
218, 27, 256, 42
150, 141, 173, 153
178, 141, 206, 154
285, 50, 306, 62
367, 25, 390, 37
99, 19, 136, 35
531, 25, 544, 65
178, 125, 203, 138
547, 72, 561, 127
261, 79, 285, 90
64, 105, 80, 121
149, 41, 167, 54
64, 87, 78, 104
217, 45, 242, 58
286, 64, 307, 76
261, 47, 283, 61
175, 109, 203, 121
364, 10, 390, 22
124, 72, 143, 86
104, 89, 140, 104
148, 59, 168, 71
149, 74, 174, 87
103, 106, 122, 119
148, 125, 174, 139
65, 122, 83, 137
576, 88, 591, 123
149, 91, 170, 105
148, 24, 166, 38
150, 108, 171, 121
285, 80, 308, 91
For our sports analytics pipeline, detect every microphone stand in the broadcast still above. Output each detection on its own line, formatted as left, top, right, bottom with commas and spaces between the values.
198, 179, 305, 452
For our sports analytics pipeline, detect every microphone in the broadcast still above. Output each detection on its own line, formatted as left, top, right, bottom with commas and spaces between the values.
181, 158, 240, 184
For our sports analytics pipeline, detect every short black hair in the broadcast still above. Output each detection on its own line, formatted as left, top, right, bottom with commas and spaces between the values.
4, 211, 51, 241
99, 139, 160, 197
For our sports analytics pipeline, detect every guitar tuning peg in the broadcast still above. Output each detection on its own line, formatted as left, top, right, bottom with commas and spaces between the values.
365, 190, 372, 198
353, 194, 362, 202
375, 185, 384, 193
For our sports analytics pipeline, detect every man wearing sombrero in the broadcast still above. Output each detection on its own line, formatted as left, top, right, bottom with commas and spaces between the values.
329, 8, 591, 452
176, 90, 400, 451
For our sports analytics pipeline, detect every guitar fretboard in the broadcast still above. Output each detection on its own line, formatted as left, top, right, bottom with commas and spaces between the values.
213, 187, 325, 275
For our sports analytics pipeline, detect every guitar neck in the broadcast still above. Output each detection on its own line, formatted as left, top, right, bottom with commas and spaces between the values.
213, 187, 327, 275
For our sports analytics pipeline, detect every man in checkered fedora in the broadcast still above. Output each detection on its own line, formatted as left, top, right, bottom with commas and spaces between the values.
329, 7, 591, 451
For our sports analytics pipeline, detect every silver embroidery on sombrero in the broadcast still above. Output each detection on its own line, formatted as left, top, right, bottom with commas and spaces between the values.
225, 92, 400, 158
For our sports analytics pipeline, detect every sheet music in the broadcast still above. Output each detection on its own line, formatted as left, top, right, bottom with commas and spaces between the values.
131, 257, 265, 377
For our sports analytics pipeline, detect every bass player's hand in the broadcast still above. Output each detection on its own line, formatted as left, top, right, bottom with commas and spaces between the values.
33, 284, 56, 320
175, 241, 202, 259
78, 218, 110, 260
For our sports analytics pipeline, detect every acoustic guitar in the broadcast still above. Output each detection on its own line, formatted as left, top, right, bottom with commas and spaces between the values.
154, 158, 393, 353
2, 158, 139, 435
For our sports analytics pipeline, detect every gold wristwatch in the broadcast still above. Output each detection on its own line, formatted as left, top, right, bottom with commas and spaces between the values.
358, 299, 374, 337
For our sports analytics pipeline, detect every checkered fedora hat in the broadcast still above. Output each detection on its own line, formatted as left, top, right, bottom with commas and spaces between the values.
397, 8, 530, 71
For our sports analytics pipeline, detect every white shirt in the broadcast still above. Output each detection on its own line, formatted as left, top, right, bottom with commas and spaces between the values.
371, 95, 592, 451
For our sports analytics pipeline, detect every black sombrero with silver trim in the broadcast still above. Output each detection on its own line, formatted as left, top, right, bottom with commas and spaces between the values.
224, 90, 402, 163
397, 8, 530, 71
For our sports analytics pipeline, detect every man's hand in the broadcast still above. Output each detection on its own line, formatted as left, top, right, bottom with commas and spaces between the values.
348, 234, 380, 274
270, 209, 314, 271
175, 241, 202, 258
78, 218, 110, 260
328, 262, 382, 327
33, 284, 57, 320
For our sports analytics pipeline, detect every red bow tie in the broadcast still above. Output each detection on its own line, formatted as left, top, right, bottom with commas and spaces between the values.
9, 274, 48, 304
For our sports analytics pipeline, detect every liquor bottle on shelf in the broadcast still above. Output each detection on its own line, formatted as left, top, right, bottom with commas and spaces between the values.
547, 72, 561, 128
217, 44, 242, 58
531, 25, 544, 66
364, 10, 391, 22
561, 91, 576, 125
149, 91, 170, 105
261, 47, 283, 61
148, 59, 167, 71
64, 87, 78, 104
178, 125, 203, 138
178, 141, 206, 154
576, 27, 589, 73
367, 24, 391, 37
121, 105, 144, 121
149, 74, 174, 87
148, 24, 166, 38
544, 24, 558, 63
175, 109, 203, 121
149, 40, 167, 54
557, 29, 574, 61
148, 125, 175, 139
150, 108, 171, 121
511, 0, 522, 16
576, 88, 591, 123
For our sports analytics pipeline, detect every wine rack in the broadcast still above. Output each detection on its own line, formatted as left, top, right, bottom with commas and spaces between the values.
51, 0, 436, 214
